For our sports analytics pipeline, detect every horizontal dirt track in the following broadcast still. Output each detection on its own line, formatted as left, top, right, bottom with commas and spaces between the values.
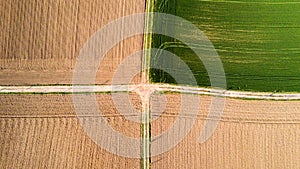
1, 84, 300, 100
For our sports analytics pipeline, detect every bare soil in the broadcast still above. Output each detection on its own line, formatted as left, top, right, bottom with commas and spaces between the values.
0, 93, 142, 168
1, 93, 299, 168
151, 94, 300, 169
0, 0, 145, 85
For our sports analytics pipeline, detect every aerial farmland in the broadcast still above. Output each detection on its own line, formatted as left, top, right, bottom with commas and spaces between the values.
0, 0, 299, 169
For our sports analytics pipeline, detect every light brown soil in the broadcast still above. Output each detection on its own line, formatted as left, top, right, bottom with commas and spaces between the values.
0, 93, 142, 168
1, 93, 299, 168
0, 0, 145, 85
151, 94, 300, 169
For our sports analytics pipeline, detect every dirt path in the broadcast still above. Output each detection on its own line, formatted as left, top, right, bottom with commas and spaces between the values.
1, 84, 300, 100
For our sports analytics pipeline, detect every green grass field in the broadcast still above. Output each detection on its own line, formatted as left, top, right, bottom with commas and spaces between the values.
150, 0, 300, 92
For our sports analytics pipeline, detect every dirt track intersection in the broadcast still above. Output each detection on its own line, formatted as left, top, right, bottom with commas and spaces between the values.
1, 0, 300, 168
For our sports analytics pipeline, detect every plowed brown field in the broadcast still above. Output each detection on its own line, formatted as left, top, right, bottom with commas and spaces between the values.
0, 93, 142, 168
0, 0, 145, 85
151, 94, 300, 168
1, 94, 299, 168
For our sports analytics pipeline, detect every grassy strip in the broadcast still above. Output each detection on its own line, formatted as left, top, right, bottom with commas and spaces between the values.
141, 0, 155, 169
142, 0, 154, 83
